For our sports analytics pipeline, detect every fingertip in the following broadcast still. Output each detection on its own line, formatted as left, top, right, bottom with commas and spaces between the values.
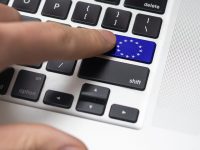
98, 30, 116, 48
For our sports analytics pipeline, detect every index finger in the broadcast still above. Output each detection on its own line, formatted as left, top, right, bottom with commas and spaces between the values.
0, 22, 116, 68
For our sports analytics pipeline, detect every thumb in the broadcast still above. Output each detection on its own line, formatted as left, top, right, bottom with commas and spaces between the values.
0, 124, 87, 150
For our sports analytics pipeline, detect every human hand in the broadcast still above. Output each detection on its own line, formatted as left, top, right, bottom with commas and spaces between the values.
0, 124, 88, 150
0, 4, 116, 150
0, 4, 116, 70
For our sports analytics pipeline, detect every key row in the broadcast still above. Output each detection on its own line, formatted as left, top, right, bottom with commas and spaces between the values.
0, 58, 149, 101
22, 15, 157, 64
14, 1, 162, 38
96, 0, 168, 14
23, 35, 156, 68
7, 0, 168, 14
0, 68, 139, 123
27, 57, 149, 91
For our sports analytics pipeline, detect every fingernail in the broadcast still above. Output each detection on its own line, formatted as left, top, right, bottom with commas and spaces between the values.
99, 30, 116, 45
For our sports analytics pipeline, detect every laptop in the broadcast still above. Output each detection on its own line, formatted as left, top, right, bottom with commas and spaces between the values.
0, 0, 200, 149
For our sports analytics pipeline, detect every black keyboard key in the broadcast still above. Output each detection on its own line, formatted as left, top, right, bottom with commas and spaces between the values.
76, 84, 110, 115
102, 8, 131, 32
72, 2, 102, 26
95, 0, 120, 5
133, 14, 162, 39
46, 60, 76, 76
21, 15, 41, 21
0, 68, 14, 95
109, 104, 139, 123
124, 0, 168, 14
79, 57, 150, 91
0, 0, 9, 4
27, 63, 42, 69
42, 0, 72, 19
106, 34, 156, 64
78, 84, 110, 104
44, 90, 73, 109
13, 0, 41, 13
76, 101, 105, 116
11, 70, 46, 101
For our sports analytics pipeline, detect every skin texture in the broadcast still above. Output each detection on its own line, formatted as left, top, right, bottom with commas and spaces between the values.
0, 4, 116, 150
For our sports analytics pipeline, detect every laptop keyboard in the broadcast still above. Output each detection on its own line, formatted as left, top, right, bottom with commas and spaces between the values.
0, 0, 168, 129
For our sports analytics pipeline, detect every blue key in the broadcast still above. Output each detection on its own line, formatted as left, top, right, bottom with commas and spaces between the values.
106, 35, 156, 64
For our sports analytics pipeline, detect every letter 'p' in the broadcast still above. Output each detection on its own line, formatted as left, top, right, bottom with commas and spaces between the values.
54, 3, 60, 10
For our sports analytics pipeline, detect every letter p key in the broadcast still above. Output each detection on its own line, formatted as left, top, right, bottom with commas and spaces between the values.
54, 3, 60, 10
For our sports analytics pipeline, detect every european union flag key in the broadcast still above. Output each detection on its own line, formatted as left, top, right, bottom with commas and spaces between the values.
107, 35, 156, 64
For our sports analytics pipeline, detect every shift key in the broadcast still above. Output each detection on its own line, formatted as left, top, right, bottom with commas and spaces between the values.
78, 58, 150, 91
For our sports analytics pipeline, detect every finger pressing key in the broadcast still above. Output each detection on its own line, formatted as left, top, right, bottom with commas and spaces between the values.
0, 22, 116, 69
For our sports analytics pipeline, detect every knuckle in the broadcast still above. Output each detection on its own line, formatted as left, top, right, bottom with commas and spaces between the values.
89, 29, 105, 47
46, 22, 71, 45
46, 22, 60, 28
